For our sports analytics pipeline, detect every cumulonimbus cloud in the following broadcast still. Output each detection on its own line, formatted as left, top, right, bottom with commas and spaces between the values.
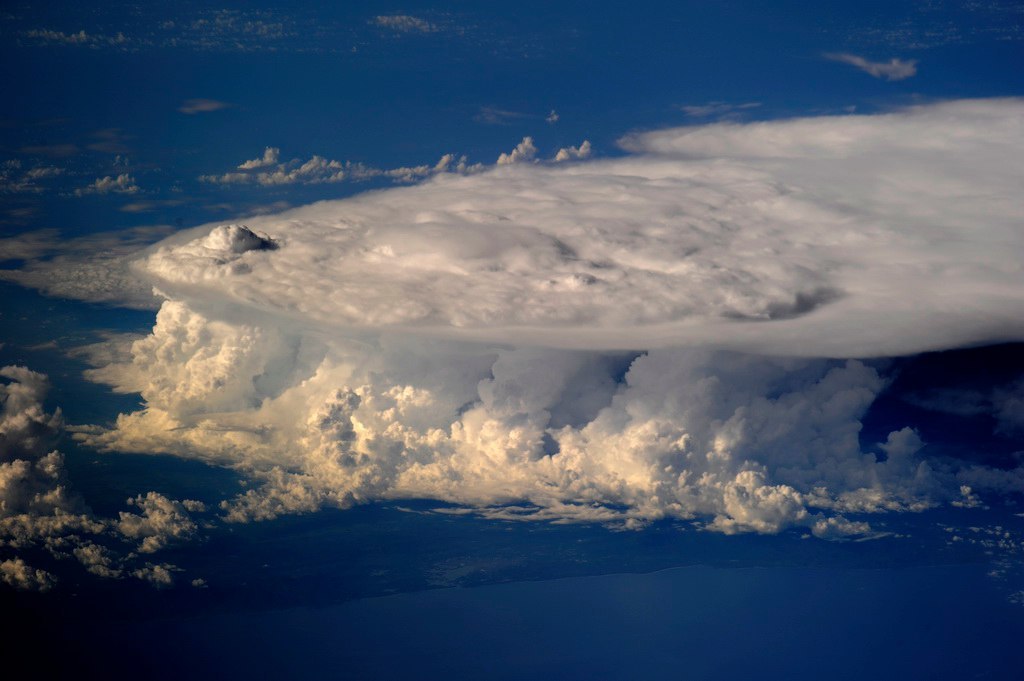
34, 99, 1024, 537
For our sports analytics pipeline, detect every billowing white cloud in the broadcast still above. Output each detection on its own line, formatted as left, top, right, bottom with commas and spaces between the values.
201, 149, 478, 186
496, 137, 537, 165
117, 492, 204, 553
77, 301, 1015, 536
553, 140, 592, 162
824, 53, 918, 81
237, 147, 280, 169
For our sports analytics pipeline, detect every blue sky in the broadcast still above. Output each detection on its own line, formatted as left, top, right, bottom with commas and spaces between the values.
3, 0, 1021, 234
2, 2, 1024, 678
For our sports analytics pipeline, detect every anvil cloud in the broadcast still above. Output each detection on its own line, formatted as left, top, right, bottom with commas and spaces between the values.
138, 99, 1024, 358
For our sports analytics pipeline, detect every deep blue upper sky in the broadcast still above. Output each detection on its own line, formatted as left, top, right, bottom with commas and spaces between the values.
2, 0, 1022, 235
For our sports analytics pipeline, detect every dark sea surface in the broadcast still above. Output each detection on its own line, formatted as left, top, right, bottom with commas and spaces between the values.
69, 561, 1024, 680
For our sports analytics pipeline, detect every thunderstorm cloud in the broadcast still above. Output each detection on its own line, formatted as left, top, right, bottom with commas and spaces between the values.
55, 98, 1024, 537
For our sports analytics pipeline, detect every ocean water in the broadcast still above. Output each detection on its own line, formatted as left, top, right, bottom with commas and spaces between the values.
99, 562, 1023, 680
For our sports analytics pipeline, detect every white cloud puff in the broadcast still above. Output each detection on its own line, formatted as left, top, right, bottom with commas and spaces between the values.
74, 173, 139, 196
117, 492, 203, 553
553, 140, 592, 162
201, 149, 477, 186
496, 137, 537, 165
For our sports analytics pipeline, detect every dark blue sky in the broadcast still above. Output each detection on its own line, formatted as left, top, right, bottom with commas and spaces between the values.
3, 1, 1021, 234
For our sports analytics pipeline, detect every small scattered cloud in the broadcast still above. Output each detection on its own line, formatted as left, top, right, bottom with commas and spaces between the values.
23, 28, 131, 49
74, 173, 139, 196
1, 160, 64, 194
496, 137, 537, 165
824, 53, 918, 81
678, 101, 762, 118
0, 558, 54, 591
24, 166, 64, 180
178, 98, 231, 115
553, 140, 592, 162
171, 9, 293, 50
373, 15, 438, 34
0, 364, 209, 591
546, 110, 560, 124
117, 492, 204, 553
237, 147, 280, 170
202, 148, 481, 186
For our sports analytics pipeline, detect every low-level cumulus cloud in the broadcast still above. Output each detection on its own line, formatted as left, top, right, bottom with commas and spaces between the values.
1, 366, 207, 590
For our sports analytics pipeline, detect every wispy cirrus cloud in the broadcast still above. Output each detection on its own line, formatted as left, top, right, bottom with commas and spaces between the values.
178, 98, 231, 115
475, 106, 530, 125
678, 101, 761, 118
824, 52, 918, 80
